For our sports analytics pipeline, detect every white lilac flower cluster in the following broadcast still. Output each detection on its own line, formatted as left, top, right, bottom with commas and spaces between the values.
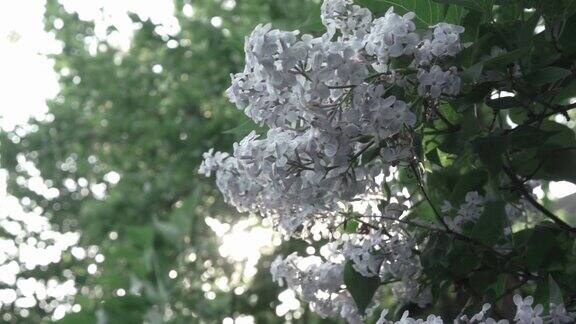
270, 244, 367, 323
373, 295, 575, 324
441, 191, 485, 232
342, 225, 429, 307
272, 249, 575, 324
199, 0, 464, 236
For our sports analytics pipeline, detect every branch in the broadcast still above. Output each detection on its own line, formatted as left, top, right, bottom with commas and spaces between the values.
503, 165, 576, 234
409, 163, 505, 254
409, 162, 450, 230
505, 102, 576, 135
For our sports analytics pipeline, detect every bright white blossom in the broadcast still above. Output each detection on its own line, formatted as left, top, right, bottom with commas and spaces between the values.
430, 23, 465, 57
364, 7, 419, 69
321, 0, 372, 38
548, 303, 576, 324
417, 65, 461, 98
444, 191, 485, 232
513, 295, 544, 324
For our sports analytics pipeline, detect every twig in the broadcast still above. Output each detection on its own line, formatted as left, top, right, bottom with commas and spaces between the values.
410, 162, 506, 254
503, 165, 576, 234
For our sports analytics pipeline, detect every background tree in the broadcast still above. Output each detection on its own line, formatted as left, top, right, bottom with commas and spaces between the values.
0, 0, 331, 323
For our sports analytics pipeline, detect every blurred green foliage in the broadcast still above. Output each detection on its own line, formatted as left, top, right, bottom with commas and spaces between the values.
0, 0, 334, 323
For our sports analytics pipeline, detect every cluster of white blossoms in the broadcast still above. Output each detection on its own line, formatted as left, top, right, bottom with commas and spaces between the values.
270, 244, 365, 323
442, 191, 485, 232
272, 248, 575, 324
374, 297, 576, 324
200, 0, 463, 235
199, 0, 575, 323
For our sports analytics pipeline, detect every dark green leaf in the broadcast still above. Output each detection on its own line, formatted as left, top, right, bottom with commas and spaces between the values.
471, 201, 506, 246
449, 169, 488, 204
461, 9, 483, 42
432, 0, 493, 14
551, 79, 576, 105
526, 226, 557, 271
485, 96, 519, 110
534, 277, 550, 307
344, 261, 380, 315
360, 0, 464, 28
525, 67, 572, 86
484, 47, 531, 69
469, 270, 498, 295
540, 148, 576, 184
559, 13, 576, 54
56, 312, 97, 324
489, 273, 508, 297
508, 107, 530, 124
461, 63, 484, 83
448, 241, 480, 278
101, 296, 151, 323
508, 126, 558, 149
420, 234, 451, 281
153, 219, 182, 246
426, 148, 443, 166
549, 275, 564, 305
472, 136, 508, 176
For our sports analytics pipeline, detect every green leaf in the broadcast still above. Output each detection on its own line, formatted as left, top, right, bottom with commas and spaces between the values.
460, 8, 483, 42
549, 275, 564, 305
344, 261, 380, 315
485, 96, 519, 110
525, 67, 572, 86
550, 79, 576, 105
449, 169, 488, 205
472, 135, 507, 176
101, 295, 151, 323
360, 0, 464, 28
534, 277, 550, 307
540, 148, 576, 184
363, 145, 382, 163
461, 63, 484, 83
438, 149, 456, 167
56, 312, 97, 324
451, 82, 494, 110
559, 13, 576, 55
508, 107, 530, 124
439, 102, 461, 124
125, 226, 155, 248
420, 234, 451, 280
344, 219, 359, 234
222, 120, 266, 136
432, 0, 493, 14
471, 201, 506, 246
484, 47, 531, 69
526, 226, 557, 271
508, 126, 558, 149
489, 273, 508, 297
540, 120, 576, 147
448, 241, 481, 278
437, 132, 462, 154
153, 219, 182, 246
426, 148, 443, 166
469, 269, 498, 295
